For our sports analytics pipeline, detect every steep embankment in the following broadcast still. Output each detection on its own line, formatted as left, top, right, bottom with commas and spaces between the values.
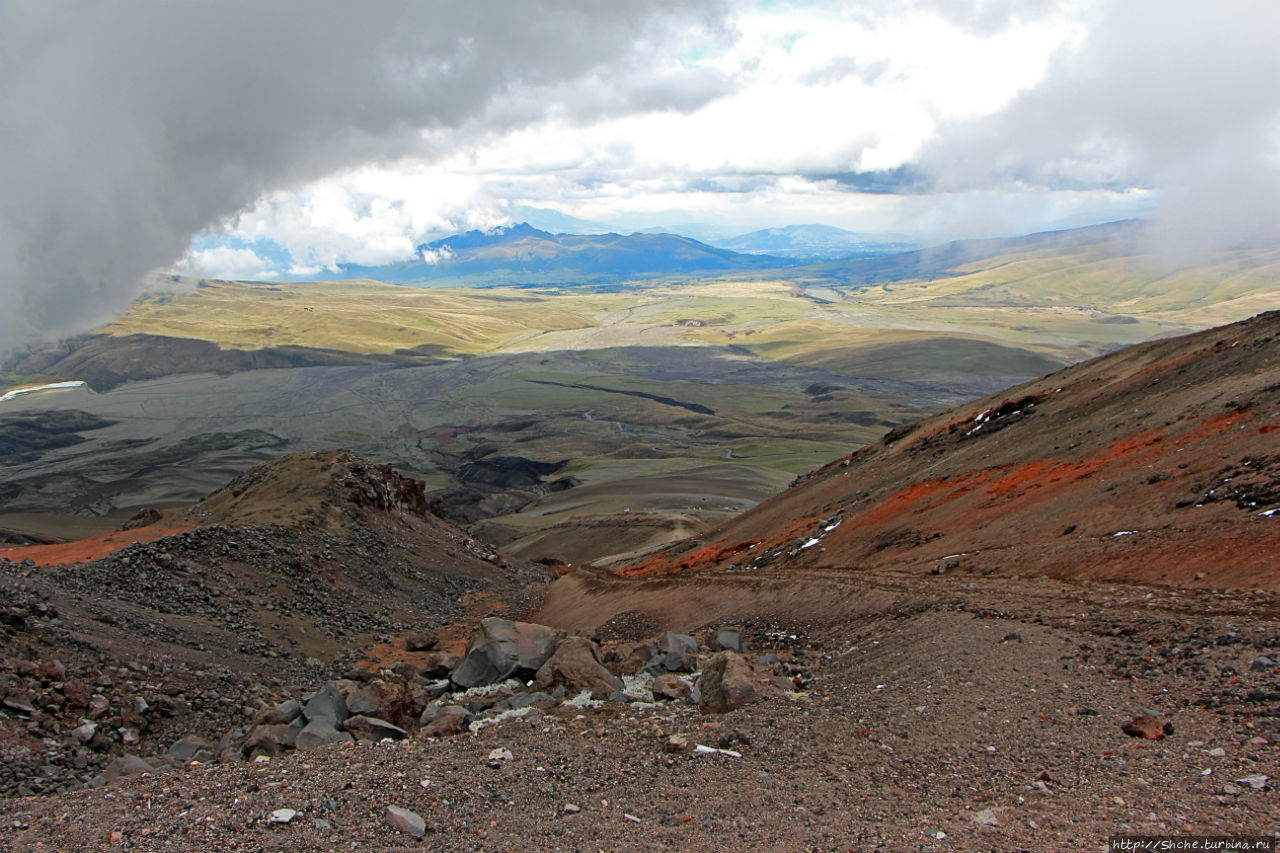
559, 311, 1280, 604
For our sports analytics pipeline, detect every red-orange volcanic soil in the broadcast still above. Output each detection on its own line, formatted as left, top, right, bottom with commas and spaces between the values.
0, 516, 194, 566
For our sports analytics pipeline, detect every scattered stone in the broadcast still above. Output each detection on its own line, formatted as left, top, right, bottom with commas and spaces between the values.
1120, 714, 1165, 740
1250, 655, 1276, 671
268, 808, 296, 824
1235, 774, 1269, 790
488, 747, 514, 763
386, 805, 426, 838
698, 652, 760, 714
71, 722, 97, 744
563, 803, 581, 814
451, 618, 559, 689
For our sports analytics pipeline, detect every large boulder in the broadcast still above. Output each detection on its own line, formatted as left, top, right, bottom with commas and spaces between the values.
534, 636, 624, 700
450, 618, 560, 689
698, 651, 761, 714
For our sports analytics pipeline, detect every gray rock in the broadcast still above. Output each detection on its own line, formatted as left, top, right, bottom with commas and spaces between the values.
167, 735, 214, 763
450, 618, 559, 688
302, 682, 349, 725
505, 691, 555, 710
662, 630, 699, 655
1236, 774, 1269, 790
120, 755, 154, 777
269, 808, 296, 824
662, 650, 696, 673
344, 715, 407, 742
71, 722, 97, 744
275, 699, 303, 722
294, 718, 354, 751
713, 628, 744, 654
1250, 656, 1276, 671
386, 805, 426, 838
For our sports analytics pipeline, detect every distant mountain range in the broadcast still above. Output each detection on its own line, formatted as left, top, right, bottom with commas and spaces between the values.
324, 219, 1148, 289
333, 223, 791, 287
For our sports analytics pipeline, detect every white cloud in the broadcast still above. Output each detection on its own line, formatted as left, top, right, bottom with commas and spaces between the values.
174, 246, 279, 281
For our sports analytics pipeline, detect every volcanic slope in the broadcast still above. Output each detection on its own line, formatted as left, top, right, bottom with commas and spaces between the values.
0, 450, 543, 793
566, 309, 1280, 594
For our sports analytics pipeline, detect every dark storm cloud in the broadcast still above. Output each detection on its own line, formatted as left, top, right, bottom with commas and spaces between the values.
0, 0, 726, 352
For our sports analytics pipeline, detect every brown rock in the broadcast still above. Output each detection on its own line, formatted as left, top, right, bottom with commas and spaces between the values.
534, 636, 624, 700
698, 651, 761, 714
419, 651, 462, 679
403, 632, 437, 652
36, 660, 66, 683
665, 733, 693, 753
1121, 714, 1165, 740
651, 674, 692, 702
420, 709, 468, 737
241, 724, 294, 758
344, 714, 408, 741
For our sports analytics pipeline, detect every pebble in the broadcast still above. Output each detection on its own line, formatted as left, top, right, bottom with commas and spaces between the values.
386, 805, 426, 838
268, 808, 296, 824
488, 747, 514, 763
563, 803, 581, 814
1235, 774, 1268, 790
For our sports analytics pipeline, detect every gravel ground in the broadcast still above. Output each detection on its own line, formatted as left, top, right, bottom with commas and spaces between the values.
4, 574, 1277, 852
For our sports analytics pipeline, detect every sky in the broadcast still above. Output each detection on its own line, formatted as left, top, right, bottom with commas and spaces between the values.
2, 0, 1278, 350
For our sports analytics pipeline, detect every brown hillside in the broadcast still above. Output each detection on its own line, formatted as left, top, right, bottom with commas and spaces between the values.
604, 310, 1280, 591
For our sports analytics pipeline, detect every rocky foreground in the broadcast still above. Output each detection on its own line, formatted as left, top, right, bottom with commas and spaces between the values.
2, 569, 1277, 851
